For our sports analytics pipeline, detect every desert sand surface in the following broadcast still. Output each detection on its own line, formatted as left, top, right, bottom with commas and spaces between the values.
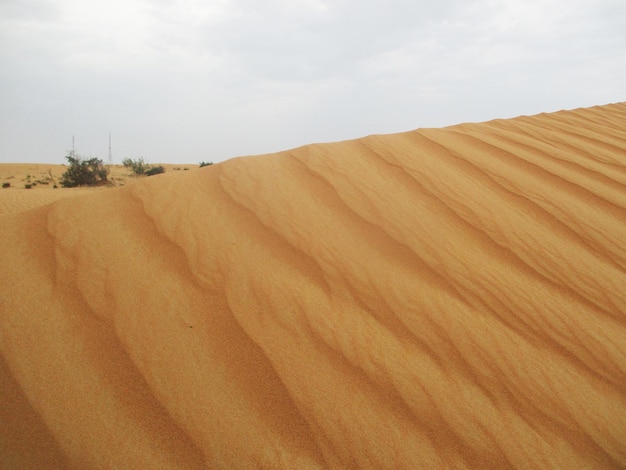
0, 163, 198, 217
1, 102, 625, 469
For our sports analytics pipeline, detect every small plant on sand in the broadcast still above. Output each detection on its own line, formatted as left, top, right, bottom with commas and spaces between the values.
2, 182, 10, 188
123, 157, 165, 177
199, 161, 213, 167
145, 165, 165, 176
60, 154, 109, 187
122, 157, 149, 176
24, 183, 32, 189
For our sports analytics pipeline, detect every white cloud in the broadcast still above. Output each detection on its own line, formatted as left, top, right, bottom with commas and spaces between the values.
0, 0, 624, 163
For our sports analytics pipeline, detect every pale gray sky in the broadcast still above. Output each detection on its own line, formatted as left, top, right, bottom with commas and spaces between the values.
1, 0, 624, 164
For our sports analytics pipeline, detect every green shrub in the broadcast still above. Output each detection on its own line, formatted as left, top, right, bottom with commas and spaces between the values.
123, 157, 165, 177
145, 165, 165, 176
2, 182, 10, 188
122, 157, 149, 176
24, 183, 32, 189
60, 155, 109, 187
199, 161, 213, 167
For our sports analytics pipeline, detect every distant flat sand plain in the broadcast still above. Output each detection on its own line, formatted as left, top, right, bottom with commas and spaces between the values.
0, 163, 197, 216
1, 103, 625, 468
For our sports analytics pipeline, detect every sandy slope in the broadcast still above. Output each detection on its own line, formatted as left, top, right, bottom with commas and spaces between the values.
1, 103, 625, 469
0, 164, 198, 216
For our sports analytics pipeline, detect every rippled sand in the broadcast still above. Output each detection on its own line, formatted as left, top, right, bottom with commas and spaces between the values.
1, 103, 625, 468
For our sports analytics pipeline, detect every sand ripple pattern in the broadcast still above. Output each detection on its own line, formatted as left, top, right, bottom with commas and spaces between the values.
1, 103, 626, 469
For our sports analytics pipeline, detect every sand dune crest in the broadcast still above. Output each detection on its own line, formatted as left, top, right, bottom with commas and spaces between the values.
1, 103, 626, 468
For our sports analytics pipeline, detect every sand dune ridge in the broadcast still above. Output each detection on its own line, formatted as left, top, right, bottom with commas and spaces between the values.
1, 102, 626, 468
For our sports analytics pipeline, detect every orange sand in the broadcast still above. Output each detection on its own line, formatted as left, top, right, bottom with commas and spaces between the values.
1, 103, 625, 468
0, 164, 199, 217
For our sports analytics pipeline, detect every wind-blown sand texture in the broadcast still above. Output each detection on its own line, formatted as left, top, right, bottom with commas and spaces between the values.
0, 164, 196, 217
1, 102, 625, 469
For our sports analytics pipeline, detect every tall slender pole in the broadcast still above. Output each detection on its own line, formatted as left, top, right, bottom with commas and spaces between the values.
72, 135, 75, 158
108, 132, 112, 165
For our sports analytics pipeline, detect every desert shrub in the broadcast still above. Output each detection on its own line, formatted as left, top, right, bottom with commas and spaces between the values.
199, 161, 213, 167
60, 155, 109, 187
145, 165, 165, 176
123, 157, 165, 177
24, 183, 32, 189
2, 182, 10, 188
122, 157, 149, 176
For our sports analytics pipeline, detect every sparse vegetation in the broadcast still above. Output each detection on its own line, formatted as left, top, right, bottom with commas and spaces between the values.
122, 157, 149, 176
123, 157, 165, 177
145, 165, 165, 176
199, 161, 213, 167
60, 154, 109, 187
24, 183, 32, 189
2, 182, 10, 188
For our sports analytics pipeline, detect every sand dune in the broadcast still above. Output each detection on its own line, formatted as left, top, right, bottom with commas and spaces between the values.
0, 164, 197, 217
1, 102, 625, 469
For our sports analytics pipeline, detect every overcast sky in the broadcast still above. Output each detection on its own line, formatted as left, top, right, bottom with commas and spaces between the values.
1, 0, 624, 164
